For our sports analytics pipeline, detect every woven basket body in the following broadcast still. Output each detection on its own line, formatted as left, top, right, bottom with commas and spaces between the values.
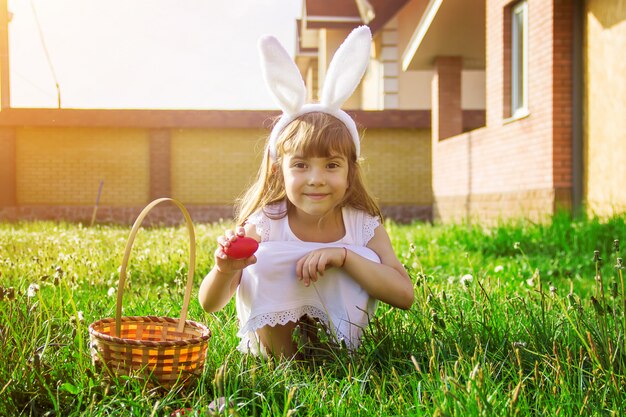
89, 198, 210, 388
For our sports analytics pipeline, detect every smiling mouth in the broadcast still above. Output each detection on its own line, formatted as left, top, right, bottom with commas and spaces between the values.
304, 193, 329, 200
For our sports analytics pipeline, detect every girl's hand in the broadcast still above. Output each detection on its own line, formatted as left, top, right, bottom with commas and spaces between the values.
215, 227, 257, 274
296, 247, 347, 287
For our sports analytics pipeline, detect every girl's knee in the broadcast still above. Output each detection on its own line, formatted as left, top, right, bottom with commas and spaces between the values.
257, 322, 297, 358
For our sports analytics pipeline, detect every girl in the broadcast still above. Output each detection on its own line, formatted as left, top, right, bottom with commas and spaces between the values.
198, 26, 414, 357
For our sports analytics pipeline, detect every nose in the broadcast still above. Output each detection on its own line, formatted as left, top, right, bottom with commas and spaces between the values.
308, 166, 326, 185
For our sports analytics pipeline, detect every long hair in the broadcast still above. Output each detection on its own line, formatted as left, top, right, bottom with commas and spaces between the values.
235, 112, 382, 225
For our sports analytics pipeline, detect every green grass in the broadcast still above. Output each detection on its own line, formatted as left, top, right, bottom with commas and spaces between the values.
2, 213, 626, 416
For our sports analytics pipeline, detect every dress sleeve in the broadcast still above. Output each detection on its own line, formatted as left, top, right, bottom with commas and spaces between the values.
247, 209, 271, 242
362, 213, 381, 245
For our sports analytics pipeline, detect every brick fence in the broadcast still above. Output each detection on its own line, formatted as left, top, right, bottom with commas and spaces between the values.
0, 108, 447, 225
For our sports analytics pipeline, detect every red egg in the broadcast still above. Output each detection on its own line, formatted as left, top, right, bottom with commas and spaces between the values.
223, 236, 259, 259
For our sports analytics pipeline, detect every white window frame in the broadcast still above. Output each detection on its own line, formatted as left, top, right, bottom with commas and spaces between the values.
511, 1, 529, 118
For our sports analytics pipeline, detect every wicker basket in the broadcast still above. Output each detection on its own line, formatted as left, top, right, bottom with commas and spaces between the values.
89, 198, 211, 388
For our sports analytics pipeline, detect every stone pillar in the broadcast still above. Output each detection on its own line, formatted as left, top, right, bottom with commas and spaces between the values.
149, 129, 171, 200
432, 56, 462, 141
0, 127, 16, 206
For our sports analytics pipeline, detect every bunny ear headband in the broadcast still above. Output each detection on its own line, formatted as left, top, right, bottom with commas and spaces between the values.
258, 25, 372, 160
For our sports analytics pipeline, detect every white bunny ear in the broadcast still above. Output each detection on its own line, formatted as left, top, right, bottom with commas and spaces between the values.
320, 26, 372, 110
258, 35, 306, 115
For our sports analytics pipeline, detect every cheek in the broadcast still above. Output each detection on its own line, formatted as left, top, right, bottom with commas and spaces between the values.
282, 173, 298, 192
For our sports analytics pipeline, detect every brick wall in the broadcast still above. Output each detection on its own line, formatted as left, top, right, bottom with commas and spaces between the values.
0, 127, 15, 205
0, 109, 431, 225
362, 128, 431, 204
171, 128, 267, 204
432, 0, 573, 223
15, 127, 149, 205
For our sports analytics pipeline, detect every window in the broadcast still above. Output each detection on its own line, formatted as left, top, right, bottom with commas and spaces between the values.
511, 1, 528, 118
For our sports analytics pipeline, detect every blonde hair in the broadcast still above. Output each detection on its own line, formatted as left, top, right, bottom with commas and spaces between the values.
235, 112, 382, 225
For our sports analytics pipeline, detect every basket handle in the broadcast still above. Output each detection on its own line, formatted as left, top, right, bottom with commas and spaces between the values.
115, 198, 196, 336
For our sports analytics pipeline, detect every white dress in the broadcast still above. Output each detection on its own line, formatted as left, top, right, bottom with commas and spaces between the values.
236, 202, 381, 355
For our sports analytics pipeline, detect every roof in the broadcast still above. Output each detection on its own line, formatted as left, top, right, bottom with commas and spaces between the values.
402, 0, 486, 71
301, 0, 410, 33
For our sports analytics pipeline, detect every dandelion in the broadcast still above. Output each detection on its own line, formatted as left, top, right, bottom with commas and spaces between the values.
593, 250, 602, 263
431, 309, 445, 329
460, 274, 473, 286
526, 277, 534, 287
494, 265, 504, 273
567, 292, 580, 310
69, 312, 84, 326
27, 283, 40, 298
107, 287, 116, 297
411, 262, 419, 269
513, 242, 521, 250
447, 276, 456, 285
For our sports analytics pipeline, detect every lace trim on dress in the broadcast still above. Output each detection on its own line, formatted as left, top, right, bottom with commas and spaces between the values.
236, 305, 351, 352
248, 210, 271, 242
363, 215, 380, 245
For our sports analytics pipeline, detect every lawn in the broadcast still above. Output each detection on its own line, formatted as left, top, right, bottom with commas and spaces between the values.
1, 213, 626, 416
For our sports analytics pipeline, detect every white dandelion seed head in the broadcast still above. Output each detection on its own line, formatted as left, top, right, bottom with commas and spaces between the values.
460, 274, 473, 285
107, 287, 116, 297
494, 265, 504, 273
27, 283, 40, 298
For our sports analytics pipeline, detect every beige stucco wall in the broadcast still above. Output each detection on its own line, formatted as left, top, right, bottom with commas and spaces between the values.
318, 28, 363, 109
584, 0, 626, 215
361, 34, 384, 110
380, 0, 486, 111
389, 3, 431, 110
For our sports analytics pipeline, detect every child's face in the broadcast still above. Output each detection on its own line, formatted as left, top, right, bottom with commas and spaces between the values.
281, 152, 349, 219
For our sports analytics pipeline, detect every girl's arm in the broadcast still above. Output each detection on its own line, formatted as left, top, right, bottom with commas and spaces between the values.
198, 225, 258, 313
295, 225, 414, 310
354, 225, 414, 309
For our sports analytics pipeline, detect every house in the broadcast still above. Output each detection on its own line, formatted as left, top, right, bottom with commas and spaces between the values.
296, 0, 626, 222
